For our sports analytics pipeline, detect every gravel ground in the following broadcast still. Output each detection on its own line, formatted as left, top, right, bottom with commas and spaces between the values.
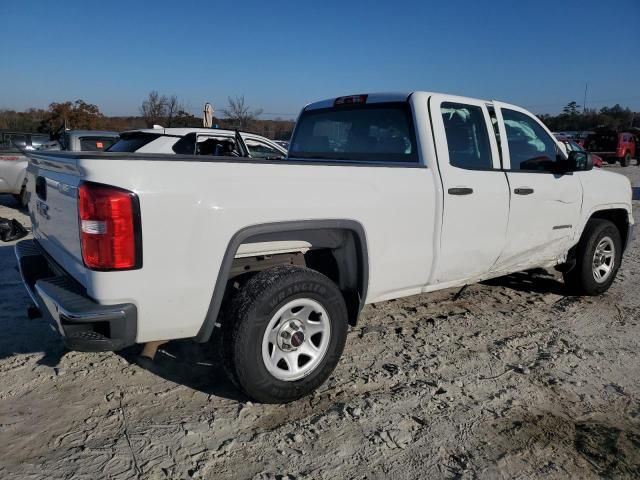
1, 166, 639, 480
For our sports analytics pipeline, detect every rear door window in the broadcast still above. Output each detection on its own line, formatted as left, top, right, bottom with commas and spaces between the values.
289, 102, 417, 163
441, 102, 493, 170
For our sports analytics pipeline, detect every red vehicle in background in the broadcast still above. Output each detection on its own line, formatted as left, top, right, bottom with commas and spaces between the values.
554, 134, 603, 168
583, 129, 636, 166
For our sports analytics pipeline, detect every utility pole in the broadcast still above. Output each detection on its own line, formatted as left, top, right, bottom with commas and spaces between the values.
583, 82, 588, 113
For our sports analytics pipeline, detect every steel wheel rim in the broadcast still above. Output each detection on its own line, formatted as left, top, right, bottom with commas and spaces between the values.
592, 236, 615, 283
261, 298, 331, 381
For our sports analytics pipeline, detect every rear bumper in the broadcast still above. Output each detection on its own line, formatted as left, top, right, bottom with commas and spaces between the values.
15, 239, 137, 351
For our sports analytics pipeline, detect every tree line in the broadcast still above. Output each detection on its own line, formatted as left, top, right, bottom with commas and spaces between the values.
3, 94, 637, 141
0, 92, 295, 141
538, 101, 638, 132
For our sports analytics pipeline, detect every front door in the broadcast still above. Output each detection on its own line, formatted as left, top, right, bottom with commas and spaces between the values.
492, 102, 582, 270
429, 95, 511, 285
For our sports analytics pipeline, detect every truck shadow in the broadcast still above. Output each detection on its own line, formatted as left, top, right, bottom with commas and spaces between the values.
0, 235, 243, 400
117, 340, 247, 402
483, 268, 567, 296
0, 243, 68, 367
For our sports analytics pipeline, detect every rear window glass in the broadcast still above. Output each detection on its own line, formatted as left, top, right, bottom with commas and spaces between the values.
107, 133, 160, 152
289, 102, 417, 163
79, 136, 118, 151
441, 102, 493, 170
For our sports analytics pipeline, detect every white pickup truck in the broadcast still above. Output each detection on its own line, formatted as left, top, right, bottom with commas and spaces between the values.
16, 91, 634, 403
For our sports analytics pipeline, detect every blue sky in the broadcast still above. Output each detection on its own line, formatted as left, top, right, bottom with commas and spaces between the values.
2, 0, 639, 118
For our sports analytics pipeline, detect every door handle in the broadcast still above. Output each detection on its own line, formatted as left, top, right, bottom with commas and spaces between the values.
448, 187, 473, 195
514, 187, 534, 195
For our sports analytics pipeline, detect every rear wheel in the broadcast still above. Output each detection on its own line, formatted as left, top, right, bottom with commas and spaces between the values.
13, 184, 28, 209
563, 219, 622, 295
621, 152, 631, 167
222, 265, 348, 403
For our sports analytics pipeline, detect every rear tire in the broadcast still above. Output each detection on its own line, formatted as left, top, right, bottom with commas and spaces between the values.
13, 184, 28, 209
563, 219, 622, 295
222, 265, 348, 403
620, 152, 630, 167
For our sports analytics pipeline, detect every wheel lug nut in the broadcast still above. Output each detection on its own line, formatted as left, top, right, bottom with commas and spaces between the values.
282, 331, 291, 339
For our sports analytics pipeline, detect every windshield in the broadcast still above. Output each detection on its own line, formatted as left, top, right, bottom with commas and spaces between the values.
107, 132, 161, 152
289, 102, 418, 163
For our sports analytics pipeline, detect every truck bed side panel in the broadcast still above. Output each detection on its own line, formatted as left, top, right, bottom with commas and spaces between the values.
76, 159, 438, 342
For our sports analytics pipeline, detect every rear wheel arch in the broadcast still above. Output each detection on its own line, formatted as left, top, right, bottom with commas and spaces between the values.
195, 220, 369, 342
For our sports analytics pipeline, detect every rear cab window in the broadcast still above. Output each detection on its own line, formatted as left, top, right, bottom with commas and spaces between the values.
108, 133, 161, 152
79, 136, 118, 151
289, 102, 418, 163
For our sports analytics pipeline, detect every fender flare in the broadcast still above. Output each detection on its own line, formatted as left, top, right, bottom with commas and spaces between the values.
194, 219, 369, 342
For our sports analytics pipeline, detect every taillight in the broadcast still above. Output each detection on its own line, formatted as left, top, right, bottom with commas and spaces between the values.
78, 182, 141, 270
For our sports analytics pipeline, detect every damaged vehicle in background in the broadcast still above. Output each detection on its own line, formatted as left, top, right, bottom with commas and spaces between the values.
16, 91, 634, 404
108, 127, 287, 159
554, 134, 603, 168
41, 130, 120, 152
584, 129, 636, 166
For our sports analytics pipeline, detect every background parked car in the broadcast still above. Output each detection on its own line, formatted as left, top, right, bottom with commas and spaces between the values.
0, 143, 29, 206
108, 127, 287, 158
574, 131, 594, 148
554, 134, 603, 168
583, 129, 636, 166
41, 129, 119, 152
274, 140, 290, 150
1, 129, 120, 208
1, 131, 50, 151
0, 132, 53, 206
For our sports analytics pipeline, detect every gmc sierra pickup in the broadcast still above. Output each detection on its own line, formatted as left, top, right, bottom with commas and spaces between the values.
16, 91, 634, 403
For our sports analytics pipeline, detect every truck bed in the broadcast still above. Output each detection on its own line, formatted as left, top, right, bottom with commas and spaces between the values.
25, 150, 439, 342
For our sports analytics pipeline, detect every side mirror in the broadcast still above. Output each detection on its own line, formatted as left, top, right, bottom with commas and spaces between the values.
567, 150, 592, 172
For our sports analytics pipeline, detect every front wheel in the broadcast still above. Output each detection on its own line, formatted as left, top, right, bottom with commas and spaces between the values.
563, 219, 622, 295
222, 265, 348, 403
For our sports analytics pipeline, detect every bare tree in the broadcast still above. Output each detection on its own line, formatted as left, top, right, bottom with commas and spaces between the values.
165, 95, 185, 127
140, 91, 168, 127
221, 95, 263, 130
139, 91, 189, 127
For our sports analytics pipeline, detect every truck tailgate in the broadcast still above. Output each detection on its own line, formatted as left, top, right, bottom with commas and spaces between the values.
27, 152, 87, 285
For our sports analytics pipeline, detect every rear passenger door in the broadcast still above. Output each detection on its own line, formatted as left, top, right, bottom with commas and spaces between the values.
429, 95, 510, 285
492, 102, 582, 270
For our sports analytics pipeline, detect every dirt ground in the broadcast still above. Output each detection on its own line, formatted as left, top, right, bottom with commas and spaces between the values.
0, 166, 639, 480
